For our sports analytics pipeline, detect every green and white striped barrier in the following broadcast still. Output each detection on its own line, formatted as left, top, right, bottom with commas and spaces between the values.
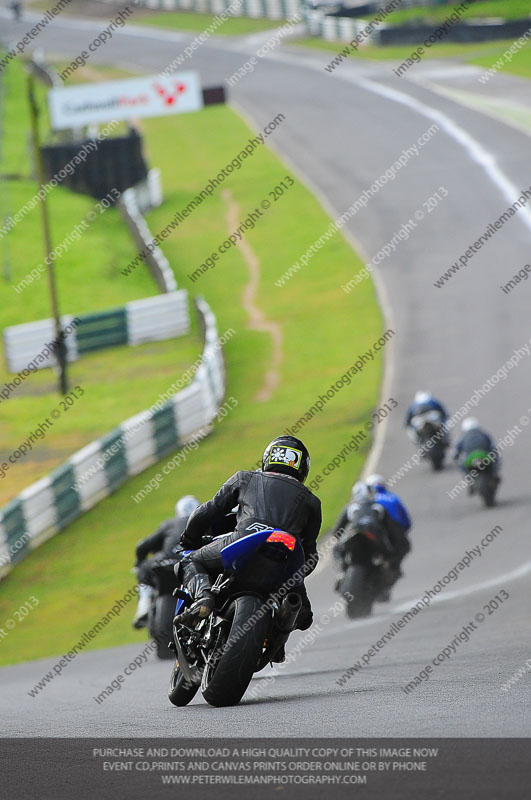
0, 297, 227, 580
2, 291, 190, 374
97, 0, 301, 19
305, 10, 380, 43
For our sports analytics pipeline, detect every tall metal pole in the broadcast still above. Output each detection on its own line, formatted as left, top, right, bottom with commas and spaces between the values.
27, 72, 68, 395
0, 62, 12, 283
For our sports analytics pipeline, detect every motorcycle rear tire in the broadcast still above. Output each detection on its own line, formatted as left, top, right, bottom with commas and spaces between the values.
151, 594, 177, 660
344, 565, 373, 619
429, 443, 445, 471
202, 595, 271, 707
479, 474, 497, 508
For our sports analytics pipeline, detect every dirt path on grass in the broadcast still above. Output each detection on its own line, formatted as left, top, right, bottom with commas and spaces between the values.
222, 189, 283, 403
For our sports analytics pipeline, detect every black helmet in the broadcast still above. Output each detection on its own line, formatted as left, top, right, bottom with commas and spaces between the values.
262, 436, 310, 483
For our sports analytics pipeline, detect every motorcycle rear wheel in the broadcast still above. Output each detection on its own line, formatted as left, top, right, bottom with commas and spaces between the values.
479, 473, 497, 507
150, 594, 177, 660
344, 565, 374, 619
429, 442, 445, 471
202, 595, 271, 707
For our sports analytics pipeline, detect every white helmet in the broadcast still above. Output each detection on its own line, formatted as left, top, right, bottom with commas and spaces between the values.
414, 391, 431, 404
175, 495, 200, 518
366, 473, 386, 491
461, 417, 479, 433
351, 481, 371, 503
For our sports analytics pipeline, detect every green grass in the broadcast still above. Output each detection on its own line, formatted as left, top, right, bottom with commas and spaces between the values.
31, 0, 285, 35
0, 59, 202, 502
294, 36, 531, 79
363, 0, 531, 24
0, 71, 385, 667
130, 10, 284, 35
470, 36, 531, 78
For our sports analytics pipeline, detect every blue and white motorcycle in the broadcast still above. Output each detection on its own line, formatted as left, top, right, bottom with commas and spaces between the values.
168, 528, 304, 707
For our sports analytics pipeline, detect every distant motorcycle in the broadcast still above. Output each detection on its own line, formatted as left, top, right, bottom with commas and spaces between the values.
10, 1, 22, 20
335, 506, 396, 619
145, 559, 179, 660
168, 528, 304, 707
410, 410, 448, 470
464, 450, 499, 508
144, 530, 232, 660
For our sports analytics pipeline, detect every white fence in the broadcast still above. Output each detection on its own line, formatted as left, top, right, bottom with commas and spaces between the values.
0, 297, 227, 580
96, 0, 302, 19
2, 291, 189, 373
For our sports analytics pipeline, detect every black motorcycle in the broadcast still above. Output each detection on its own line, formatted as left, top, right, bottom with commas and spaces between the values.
464, 449, 499, 508
410, 410, 448, 470
146, 558, 180, 660
145, 526, 236, 661
335, 506, 396, 619
168, 528, 304, 707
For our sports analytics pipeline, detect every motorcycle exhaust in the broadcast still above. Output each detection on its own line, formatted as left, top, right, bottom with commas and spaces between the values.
258, 594, 302, 669
276, 593, 302, 633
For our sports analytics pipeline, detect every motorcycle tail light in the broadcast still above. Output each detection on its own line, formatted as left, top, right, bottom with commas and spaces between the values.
362, 530, 378, 542
267, 531, 296, 551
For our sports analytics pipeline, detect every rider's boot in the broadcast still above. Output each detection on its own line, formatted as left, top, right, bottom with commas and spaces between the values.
132, 584, 154, 629
177, 574, 214, 624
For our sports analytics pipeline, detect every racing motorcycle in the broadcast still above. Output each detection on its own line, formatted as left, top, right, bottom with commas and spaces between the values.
409, 410, 448, 471
464, 450, 499, 508
335, 505, 396, 619
147, 519, 239, 661
145, 560, 179, 660
168, 528, 304, 707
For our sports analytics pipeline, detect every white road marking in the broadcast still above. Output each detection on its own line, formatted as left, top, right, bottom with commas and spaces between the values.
316, 557, 531, 638
261, 49, 531, 235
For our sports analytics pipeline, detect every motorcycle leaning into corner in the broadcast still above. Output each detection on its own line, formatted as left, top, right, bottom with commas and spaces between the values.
168, 527, 305, 707
408, 410, 448, 471
334, 505, 397, 619
143, 560, 180, 661
463, 450, 500, 508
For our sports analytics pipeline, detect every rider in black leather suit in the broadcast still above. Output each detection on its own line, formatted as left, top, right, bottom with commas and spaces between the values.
132, 496, 200, 628
177, 436, 322, 631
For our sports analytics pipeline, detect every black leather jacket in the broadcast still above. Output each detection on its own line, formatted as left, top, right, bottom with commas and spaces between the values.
135, 517, 188, 564
182, 470, 322, 570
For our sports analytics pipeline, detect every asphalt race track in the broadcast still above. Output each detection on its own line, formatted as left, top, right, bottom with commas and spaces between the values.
1, 9, 530, 738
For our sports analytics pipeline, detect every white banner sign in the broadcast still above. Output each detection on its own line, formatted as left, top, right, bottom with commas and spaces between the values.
48, 72, 204, 129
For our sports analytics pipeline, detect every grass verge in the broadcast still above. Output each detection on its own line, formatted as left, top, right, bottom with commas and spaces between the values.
0, 66, 385, 667
362, 1, 531, 25
293, 36, 531, 80
0, 58, 202, 502
129, 10, 284, 35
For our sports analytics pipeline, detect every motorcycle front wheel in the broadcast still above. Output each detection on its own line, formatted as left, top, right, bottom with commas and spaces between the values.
168, 662, 200, 707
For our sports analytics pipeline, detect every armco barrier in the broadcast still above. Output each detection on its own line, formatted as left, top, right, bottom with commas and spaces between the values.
3, 291, 189, 373
96, 0, 301, 19
305, 10, 378, 43
0, 297, 226, 580
120, 183, 177, 293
